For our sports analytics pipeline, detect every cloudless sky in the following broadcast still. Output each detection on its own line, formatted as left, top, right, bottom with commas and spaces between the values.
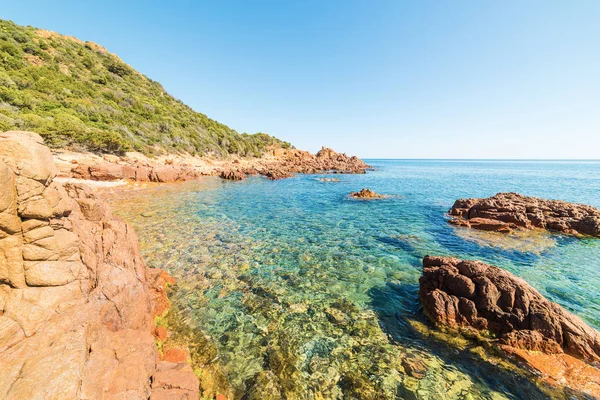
2, 0, 600, 158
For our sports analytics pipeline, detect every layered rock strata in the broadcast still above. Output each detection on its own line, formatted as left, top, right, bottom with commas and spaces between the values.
449, 192, 600, 236
0, 131, 199, 399
419, 255, 600, 396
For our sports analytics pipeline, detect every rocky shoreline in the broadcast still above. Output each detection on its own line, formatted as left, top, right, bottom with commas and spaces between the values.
51, 139, 370, 183
419, 255, 600, 397
449, 192, 600, 237
0, 131, 204, 399
3, 130, 600, 398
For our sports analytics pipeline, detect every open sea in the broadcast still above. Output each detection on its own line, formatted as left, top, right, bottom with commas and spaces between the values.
105, 160, 600, 399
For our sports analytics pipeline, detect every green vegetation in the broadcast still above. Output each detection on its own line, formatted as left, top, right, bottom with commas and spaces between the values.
0, 19, 292, 156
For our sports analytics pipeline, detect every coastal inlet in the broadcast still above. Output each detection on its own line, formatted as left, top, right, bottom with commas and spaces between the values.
103, 159, 600, 399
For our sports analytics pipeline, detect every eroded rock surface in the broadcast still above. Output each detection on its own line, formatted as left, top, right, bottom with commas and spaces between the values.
449, 192, 600, 236
419, 255, 600, 396
0, 132, 199, 399
220, 170, 246, 181
419, 256, 600, 361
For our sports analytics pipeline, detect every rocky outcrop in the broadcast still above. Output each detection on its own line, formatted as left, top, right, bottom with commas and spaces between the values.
449, 192, 600, 236
219, 170, 246, 181
70, 158, 200, 183
0, 131, 199, 399
419, 256, 600, 362
419, 256, 600, 396
350, 188, 385, 199
259, 146, 369, 179
53, 141, 370, 183
264, 169, 294, 180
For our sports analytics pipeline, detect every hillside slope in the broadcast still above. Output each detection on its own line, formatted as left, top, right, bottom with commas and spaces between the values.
0, 19, 291, 156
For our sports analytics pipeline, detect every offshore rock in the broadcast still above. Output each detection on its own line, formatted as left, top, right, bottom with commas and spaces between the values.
350, 188, 385, 199
449, 192, 600, 236
0, 132, 199, 399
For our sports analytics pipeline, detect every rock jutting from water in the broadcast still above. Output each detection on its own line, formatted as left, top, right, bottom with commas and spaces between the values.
449, 192, 600, 236
0, 131, 202, 399
419, 255, 600, 396
220, 170, 246, 181
350, 188, 386, 199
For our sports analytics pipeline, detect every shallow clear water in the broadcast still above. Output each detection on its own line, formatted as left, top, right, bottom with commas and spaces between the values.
105, 160, 600, 399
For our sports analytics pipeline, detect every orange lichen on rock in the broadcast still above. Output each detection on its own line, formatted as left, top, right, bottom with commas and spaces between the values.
502, 347, 600, 398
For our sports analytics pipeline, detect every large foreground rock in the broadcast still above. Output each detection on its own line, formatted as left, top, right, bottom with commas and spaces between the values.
419, 255, 600, 397
0, 132, 199, 399
449, 192, 600, 237
419, 256, 600, 362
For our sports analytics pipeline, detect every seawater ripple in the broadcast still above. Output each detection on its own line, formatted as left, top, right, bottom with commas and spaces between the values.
104, 160, 600, 399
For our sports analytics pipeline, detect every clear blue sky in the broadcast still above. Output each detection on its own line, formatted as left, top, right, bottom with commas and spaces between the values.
3, 0, 599, 158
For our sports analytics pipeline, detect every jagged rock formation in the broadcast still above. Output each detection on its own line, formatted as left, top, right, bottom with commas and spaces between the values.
419, 256, 600, 362
219, 170, 246, 181
54, 145, 370, 183
0, 131, 199, 399
263, 146, 369, 178
350, 188, 385, 199
419, 256, 600, 397
449, 192, 600, 236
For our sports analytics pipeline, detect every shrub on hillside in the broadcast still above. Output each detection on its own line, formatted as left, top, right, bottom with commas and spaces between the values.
0, 19, 292, 155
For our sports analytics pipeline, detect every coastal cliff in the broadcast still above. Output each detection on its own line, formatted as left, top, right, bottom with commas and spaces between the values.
0, 131, 199, 399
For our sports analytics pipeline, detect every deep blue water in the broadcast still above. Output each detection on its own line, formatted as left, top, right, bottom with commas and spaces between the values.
107, 159, 600, 399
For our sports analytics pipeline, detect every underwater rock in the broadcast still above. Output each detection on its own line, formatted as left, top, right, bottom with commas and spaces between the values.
319, 177, 340, 182
325, 307, 351, 325
350, 188, 385, 199
449, 192, 600, 236
401, 357, 428, 379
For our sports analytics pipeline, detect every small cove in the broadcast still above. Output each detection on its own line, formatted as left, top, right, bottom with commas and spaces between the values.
104, 160, 600, 399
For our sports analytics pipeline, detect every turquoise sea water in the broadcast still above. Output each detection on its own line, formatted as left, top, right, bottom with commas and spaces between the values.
105, 160, 600, 399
